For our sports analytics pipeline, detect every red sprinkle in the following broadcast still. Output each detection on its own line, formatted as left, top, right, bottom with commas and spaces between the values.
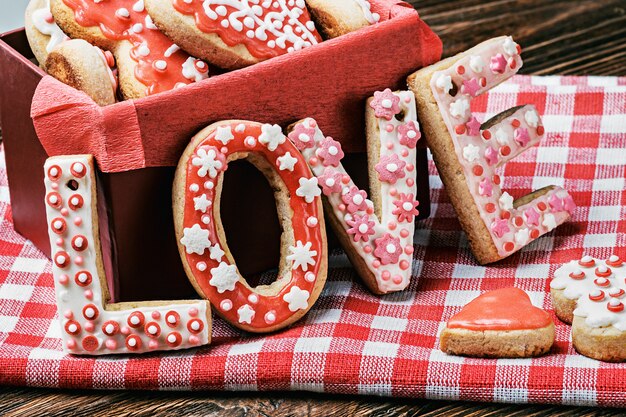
500, 146, 511, 156
472, 165, 484, 176
485, 203, 496, 213
457, 65, 465, 75
482, 130, 491, 140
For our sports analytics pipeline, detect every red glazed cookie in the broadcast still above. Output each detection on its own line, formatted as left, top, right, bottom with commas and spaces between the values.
44, 155, 211, 355
145, 0, 323, 70
287, 89, 420, 295
551, 256, 626, 362
305, 0, 379, 38
50, 0, 209, 99
408, 36, 575, 264
440, 288, 555, 358
173, 120, 328, 333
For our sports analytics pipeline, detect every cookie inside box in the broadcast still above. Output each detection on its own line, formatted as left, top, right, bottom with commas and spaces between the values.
0, 1, 441, 302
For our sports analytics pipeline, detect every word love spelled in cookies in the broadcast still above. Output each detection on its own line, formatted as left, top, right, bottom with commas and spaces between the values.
174, 121, 328, 333
45, 155, 211, 355
51, 0, 209, 99
408, 36, 575, 264
288, 89, 420, 295
145, 0, 323, 70
551, 256, 626, 362
440, 288, 555, 358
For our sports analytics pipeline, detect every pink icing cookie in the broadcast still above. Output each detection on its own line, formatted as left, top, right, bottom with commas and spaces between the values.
288, 89, 419, 295
44, 155, 211, 355
408, 36, 575, 264
173, 120, 328, 333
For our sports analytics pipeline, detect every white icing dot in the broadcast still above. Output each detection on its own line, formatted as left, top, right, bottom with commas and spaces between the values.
581, 255, 593, 263
220, 299, 232, 312
105, 324, 115, 334
386, 163, 398, 172
590, 289, 602, 297
325, 178, 335, 187
609, 298, 621, 306
307, 216, 318, 227
235, 123, 246, 133
352, 194, 364, 205
196, 262, 207, 272
50, 168, 59, 177
248, 294, 259, 304
190, 184, 200, 192
190, 320, 201, 330
77, 272, 88, 283
407, 130, 417, 138
116, 8, 130, 18
402, 202, 413, 211
147, 325, 158, 335
130, 316, 140, 325
132, 23, 143, 33
74, 237, 84, 247
381, 99, 393, 109
154, 60, 167, 70
265, 312, 276, 324
609, 255, 619, 262
73, 163, 84, 173
328, 146, 338, 156
68, 324, 77, 333
598, 265, 608, 273
53, 220, 63, 229
386, 244, 397, 254
49, 195, 58, 204
358, 224, 369, 234
167, 315, 177, 324
85, 307, 95, 318
298, 133, 310, 143
56, 254, 67, 264
305, 272, 315, 282
128, 338, 137, 347
167, 334, 177, 343
610, 288, 623, 296
71, 197, 80, 206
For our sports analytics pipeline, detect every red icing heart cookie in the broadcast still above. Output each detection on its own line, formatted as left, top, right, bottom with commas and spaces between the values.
441, 288, 554, 358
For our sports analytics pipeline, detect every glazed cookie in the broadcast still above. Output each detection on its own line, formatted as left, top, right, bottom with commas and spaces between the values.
173, 120, 328, 333
305, 0, 379, 38
144, 0, 323, 70
440, 288, 555, 358
408, 36, 575, 265
44, 155, 211, 355
25, 0, 69, 66
551, 256, 626, 362
288, 89, 420, 295
50, 0, 209, 99
45, 39, 118, 106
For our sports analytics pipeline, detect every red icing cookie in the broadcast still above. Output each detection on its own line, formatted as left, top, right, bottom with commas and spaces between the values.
440, 288, 554, 358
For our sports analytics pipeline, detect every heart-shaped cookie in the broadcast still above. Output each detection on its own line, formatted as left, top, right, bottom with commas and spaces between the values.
440, 288, 554, 358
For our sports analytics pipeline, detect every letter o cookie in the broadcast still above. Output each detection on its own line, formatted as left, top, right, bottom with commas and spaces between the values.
174, 120, 328, 333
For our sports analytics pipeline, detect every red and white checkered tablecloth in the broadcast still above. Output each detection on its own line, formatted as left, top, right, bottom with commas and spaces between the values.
0, 75, 625, 406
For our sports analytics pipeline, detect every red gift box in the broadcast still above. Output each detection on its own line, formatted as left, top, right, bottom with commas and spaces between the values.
0, 1, 441, 302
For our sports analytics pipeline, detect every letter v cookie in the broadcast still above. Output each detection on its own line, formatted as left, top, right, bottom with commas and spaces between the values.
288, 89, 420, 295
45, 155, 211, 354
408, 36, 575, 264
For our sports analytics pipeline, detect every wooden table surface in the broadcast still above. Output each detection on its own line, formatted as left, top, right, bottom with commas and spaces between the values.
1, 0, 625, 415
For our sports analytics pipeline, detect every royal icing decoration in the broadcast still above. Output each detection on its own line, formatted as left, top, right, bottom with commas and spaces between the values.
353, 0, 380, 24
32, 0, 70, 53
289, 90, 419, 294
177, 121, 326, 332
45, 155, 211, 354
61, 0, 209, 95
552, 256, 626, 331
171, 0, 322, 60
430, 37, 575, 258
447, 287, 553, 331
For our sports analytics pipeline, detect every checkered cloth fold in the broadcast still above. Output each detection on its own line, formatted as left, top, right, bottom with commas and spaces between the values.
0, 75, 624, 406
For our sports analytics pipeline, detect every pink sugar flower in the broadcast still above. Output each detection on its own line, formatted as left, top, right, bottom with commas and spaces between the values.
375, 154, 406, 184
346, 214, 376, 242
491, 218, 510, 238
392, 193, 420, 222
317, 168, 343, 196
288, 122, 316, 150
374, 233, 403, 265
398, 121, 421, 148
341, 186, 369, 213
317, 137, 344, 167
369, 88, 400, 120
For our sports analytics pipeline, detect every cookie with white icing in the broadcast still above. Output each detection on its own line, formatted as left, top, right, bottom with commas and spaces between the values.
50, 0, 209, 99
440, 288, 555, 358
551, 256, 626, 362
305, 0, 379, 39
45, 39, 118, 106
144, 0, 323, 70
44, 155, 211, 355
173, 120, 328, 333
407, 36, 575, 264
287, 89, 419, 295
25, 0, 70, 66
